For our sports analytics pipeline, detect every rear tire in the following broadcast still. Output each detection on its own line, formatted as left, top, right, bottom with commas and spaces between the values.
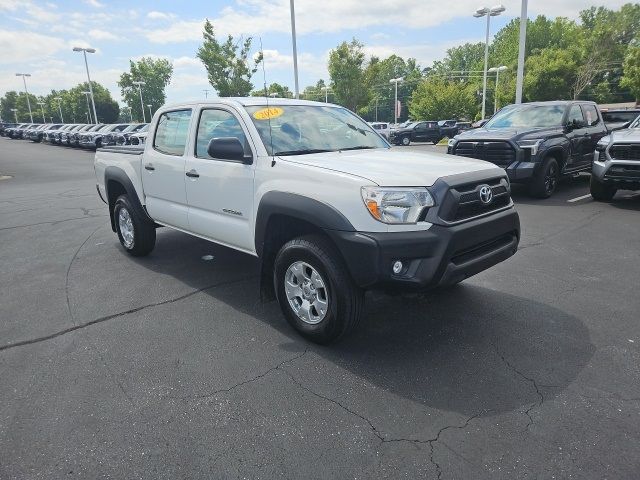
401, 136, 410, 146
274, 234, 363, 344
113, 194, 156, 256
590, 175, 617, 201
529, 156, 559, 198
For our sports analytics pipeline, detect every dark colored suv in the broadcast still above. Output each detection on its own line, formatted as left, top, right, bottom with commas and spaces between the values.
448, 101, 608, 198
390, 121, 442, 145
601, 108, 640, 132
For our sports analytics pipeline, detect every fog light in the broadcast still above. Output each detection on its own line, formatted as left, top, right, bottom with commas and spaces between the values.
392, 260, 403, 275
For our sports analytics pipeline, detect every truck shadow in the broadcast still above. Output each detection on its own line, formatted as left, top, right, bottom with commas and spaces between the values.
129, 229, 595, 418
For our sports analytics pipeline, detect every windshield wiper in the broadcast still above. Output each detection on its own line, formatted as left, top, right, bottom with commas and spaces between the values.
339, 146, 376, 151
275, 149, 333, 156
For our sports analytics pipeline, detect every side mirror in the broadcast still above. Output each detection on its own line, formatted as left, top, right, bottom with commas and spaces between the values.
207, 137, 252, 164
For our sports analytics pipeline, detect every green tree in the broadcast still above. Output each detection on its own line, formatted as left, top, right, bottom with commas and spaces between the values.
409, 79, 476, 121
118, 57, 173, 122
250, 82, 292, 98
328, 39, 369, 112
621, 46, 640, 102
301, 80, 329, 101
523, 49, 578, 101
197, 19, 261, 97
1, 91, 20, 122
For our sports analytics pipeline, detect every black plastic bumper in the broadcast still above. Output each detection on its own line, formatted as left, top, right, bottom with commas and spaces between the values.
327, 208, 520, 291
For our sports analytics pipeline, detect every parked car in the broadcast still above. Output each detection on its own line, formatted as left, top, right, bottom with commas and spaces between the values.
369, 122, 390, 139
104, 123, 147, 146
63, 124, 92, 146
37, 124, 64, 143
448, 101, 608, 198
590, 115, 640, 201
389, 121, 442, 145
129, 125, 149, 145
71, 124, 104, 147
24, 124, 47, 141
455, 121, 472, 132
94, 98, 520, 344
438, 120, 459, 138
79, 124, 129, 149
601, 108, 640, 132
0, 122, 18, 136
52, 124, 79, 144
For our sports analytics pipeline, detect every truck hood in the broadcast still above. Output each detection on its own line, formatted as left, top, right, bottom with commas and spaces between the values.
278, 148, 501, 187
608, 128, 640, 142
456, 126, 563, 141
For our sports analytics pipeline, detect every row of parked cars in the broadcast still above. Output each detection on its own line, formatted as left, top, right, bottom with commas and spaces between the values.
0, 122, 149, 148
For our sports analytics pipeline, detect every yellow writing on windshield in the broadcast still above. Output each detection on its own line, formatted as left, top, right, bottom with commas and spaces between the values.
253, 107, 284, 120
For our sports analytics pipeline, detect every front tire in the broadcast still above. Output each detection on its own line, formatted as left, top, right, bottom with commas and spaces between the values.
274, 234, 363, 344
590, 175, 617, 201
113, 194, 156, 256
401, 136, 411, 146
529, 156, 559, 198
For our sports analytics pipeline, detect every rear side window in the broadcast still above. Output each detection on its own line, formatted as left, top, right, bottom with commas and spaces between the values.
582, 105, 600, 126
153, 109, 192, 156
195, 109, 249, 159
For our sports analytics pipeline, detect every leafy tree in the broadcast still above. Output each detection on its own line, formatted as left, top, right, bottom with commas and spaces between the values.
301, 80, 329, 102
197, 19, 262, 97
118, 57, 173, 122
328, 39, 369, 112
621, 46, 640, 102
523, 49, 578, 101
250, 82, 292, 98
409, 79, 476, 121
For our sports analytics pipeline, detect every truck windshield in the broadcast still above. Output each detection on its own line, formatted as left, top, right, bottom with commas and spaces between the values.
485, 105, 565, 129
245, 105, 388, 156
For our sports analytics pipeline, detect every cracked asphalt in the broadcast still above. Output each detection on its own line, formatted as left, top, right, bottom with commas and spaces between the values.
1, 138, 639, 479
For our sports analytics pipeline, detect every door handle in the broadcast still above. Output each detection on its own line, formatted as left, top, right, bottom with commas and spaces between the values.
144, 163, 155, 171
185, 169, 199, 178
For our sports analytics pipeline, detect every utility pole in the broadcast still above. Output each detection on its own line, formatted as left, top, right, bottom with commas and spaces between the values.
515, 0, 528, 104
15, 73, 34, 123
289, 0, 300, 98
133, 81, 146, 122
73, 47, 99, 124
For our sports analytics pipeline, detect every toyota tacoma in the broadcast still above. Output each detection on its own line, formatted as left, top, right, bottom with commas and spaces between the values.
95, 98, 520, 343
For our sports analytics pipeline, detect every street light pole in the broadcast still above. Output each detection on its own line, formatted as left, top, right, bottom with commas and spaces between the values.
133, 81, 146, 122
82, 91, 93, 123
15, 73, 34, 123
474, 5, 505, 119
515, 0, 528, 104
55, 97, 64, 123
146, 104, 152, 120
73, 47, 99, 124
37, 102, 46, 123
488, 66, 508, 113
11, 108, 18, 123
289, 0, 300, 98
390, 77, 403, 125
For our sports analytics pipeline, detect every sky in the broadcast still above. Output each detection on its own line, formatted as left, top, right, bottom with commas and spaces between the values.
0, 0, 628, 106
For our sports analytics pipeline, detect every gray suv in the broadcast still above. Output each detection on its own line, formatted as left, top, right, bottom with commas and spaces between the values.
591, 114, 640, 201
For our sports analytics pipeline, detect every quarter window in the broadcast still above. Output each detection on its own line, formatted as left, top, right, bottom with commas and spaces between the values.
153, 109, 192, 156
195, 109, 249, 159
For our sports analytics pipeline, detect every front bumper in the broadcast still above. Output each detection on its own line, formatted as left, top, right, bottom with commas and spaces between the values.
592, 149, 640, 188
328, 207, 520, 291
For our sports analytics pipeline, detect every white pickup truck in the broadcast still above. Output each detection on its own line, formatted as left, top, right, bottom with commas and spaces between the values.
95, 98, 520, 343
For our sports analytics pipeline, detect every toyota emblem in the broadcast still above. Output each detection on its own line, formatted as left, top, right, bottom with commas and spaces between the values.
479, 185, 493, 204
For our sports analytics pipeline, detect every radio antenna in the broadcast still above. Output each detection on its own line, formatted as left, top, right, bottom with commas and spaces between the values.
259, 37, 275, 163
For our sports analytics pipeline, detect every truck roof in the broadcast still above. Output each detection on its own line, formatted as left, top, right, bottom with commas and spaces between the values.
159, 97, 335, 110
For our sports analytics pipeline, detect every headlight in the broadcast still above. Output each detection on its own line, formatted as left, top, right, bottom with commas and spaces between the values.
516, 139, 543, 156
595, 140, 609, 153
361, 187, 434, 224
447, 138, 456, 148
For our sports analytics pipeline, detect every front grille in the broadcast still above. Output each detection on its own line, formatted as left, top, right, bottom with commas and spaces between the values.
439, 177, 512, 222
453, 141, 516, 166
605, 164, 640, 180
609, 144, 640, 161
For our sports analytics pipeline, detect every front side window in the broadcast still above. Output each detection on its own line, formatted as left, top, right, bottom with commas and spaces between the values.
567, 105, 585, 126
582, 105, 600, 126
153, 109, 192, 156
196, 109, 249, 158
245, 105, 388, 156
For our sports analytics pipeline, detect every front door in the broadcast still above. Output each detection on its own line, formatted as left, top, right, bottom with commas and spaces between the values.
141, 108, 192, 229
184, 107, 256, 253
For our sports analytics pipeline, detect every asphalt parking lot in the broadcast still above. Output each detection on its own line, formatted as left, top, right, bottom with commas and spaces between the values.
1, 138, 639, 479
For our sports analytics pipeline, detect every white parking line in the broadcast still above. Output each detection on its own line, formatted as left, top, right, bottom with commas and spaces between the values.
567, 194, 592, 203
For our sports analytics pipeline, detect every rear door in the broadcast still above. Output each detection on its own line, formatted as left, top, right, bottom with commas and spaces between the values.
184, 106, 256, 253
565, 104, 589, 171
141, 109, 192, 229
